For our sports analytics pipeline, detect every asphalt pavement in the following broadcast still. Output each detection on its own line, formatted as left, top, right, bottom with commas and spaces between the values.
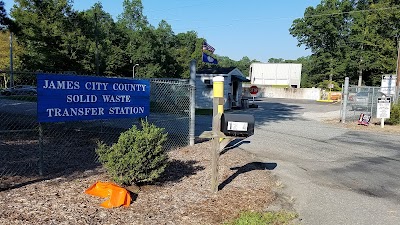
234, 98, 400, 224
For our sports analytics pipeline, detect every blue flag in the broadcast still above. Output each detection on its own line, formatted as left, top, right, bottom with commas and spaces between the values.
202, 52, 218, 64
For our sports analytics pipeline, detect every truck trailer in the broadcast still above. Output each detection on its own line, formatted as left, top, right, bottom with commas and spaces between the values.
249, 63, 302, 88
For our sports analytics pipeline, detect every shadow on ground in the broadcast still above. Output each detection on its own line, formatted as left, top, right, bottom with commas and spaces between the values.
220, 140, 250, 155
218, 162, 277, 191
157, 159, 205, 184
317, 131, 400, 204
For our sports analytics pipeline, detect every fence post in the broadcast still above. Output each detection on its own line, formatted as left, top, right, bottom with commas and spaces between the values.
189, 60, 196, 146
342, 77, 349, 123
38, 123, 44, 176
371, 87, 375, 117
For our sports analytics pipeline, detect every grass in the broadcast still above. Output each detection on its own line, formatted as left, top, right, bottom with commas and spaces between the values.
223, 211, 298, 225
1, 95, 37, 102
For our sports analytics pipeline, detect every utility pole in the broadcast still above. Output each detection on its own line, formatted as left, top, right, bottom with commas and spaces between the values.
396, 39, 400, 102
94, 11, 99, 76
359, 20, 366, 87
9, 32, 14, 89
358, 45, 364, 87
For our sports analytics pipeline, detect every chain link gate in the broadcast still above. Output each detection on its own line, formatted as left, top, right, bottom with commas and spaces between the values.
341, 85, 399, 123
0, 72, 194, 190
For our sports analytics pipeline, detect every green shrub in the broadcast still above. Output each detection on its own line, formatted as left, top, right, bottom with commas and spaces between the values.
96, 120, 168, 185
388, 102, 400, 125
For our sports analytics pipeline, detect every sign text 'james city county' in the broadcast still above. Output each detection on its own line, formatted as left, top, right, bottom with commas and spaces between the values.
37, 74, 150, 122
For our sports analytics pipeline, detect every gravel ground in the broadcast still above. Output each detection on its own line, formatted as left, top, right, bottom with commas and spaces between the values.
0, 140, 281, 225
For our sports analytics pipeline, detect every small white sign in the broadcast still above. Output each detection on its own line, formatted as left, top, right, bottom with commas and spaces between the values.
380, 75, 397, 96
227, 121, 248, 132
377, 97, 391, 119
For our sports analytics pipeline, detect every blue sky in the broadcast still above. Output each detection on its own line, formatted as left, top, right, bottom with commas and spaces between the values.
3, 0, 321, 62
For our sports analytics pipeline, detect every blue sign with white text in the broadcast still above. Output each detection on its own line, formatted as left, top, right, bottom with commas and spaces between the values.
37, 74, 150, 122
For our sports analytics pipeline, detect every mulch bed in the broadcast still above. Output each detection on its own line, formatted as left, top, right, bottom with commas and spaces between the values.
0, 141, 278, 225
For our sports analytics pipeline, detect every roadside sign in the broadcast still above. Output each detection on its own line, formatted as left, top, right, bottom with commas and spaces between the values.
380, 75, 397, 96
358, 113, 371, 126
377, 97, 391, 119
328, 83, 334, 89
249, 85, 258, 95
37, 74, 150, 122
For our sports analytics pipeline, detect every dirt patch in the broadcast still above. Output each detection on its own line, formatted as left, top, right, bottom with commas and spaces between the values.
0, 141, 279, 225
323, 118, 400, 135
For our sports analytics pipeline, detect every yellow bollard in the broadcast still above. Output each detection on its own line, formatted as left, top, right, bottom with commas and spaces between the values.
213, 76, 224, 115
213, 76, 224, 142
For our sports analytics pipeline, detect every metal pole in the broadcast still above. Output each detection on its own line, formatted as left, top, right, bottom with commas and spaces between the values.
189, 60, 196, 146
380, 95, 385, 128
340, 83, 343, 121
371, 88, 375, 117
9, 32, 14, 88
342, 77, 349, 123
132, 64, 139, 79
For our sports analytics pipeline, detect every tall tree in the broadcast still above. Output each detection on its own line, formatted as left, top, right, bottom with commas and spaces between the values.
0, 1, 11, 30
236, 56, 259, 77
118, 0, 148, 31
0, 31, 22, 70
174, 31, 200, 78
268, 58, 285, 63
10, 0, 76, 71
290, 0, 353, 83
67, 3, 129, 75
290, 0, 400, 86
362, 0, 400, 85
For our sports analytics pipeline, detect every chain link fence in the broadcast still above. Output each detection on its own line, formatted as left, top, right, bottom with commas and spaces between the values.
0, 72, 194, 190
341, 85, 399, 122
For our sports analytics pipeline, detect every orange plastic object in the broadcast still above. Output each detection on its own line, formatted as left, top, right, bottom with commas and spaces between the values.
85, 181, 131, 208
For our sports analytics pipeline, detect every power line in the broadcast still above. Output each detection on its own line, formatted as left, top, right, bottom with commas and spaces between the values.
148, 5, 400, 33
143, 0, 222, 14
304, 5, 400, 19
